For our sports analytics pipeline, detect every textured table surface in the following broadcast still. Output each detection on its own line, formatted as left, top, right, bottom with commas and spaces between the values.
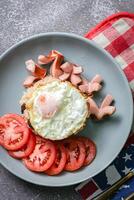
0, 0, 133, 199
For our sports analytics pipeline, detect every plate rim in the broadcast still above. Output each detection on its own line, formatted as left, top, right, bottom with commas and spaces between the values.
0, 32, 133, 187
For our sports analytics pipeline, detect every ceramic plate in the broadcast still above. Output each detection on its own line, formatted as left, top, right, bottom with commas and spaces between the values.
0, 33, 133, 186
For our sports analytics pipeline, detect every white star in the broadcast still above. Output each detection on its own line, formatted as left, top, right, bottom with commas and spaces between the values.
120, 184, 130, 190
122, 166, 132, 175
123, 153, 132, 162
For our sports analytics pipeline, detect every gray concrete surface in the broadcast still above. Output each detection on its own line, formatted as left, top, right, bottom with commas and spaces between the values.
0, 0, 133, 199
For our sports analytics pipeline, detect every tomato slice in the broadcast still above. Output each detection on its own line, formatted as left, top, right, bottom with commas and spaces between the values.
8, 131, 36, 159
0, 114, 30, 150
0, 123, 5, 146
23, 136, 56, 172
63, 138, 85, 171
78, 137, 96, 166
45, 143, 67, 175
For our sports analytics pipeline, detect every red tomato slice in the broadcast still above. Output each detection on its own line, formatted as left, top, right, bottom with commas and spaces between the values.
78, 137, 96, 166
0, 123, 5, 146
0, 114, 30, 150
63, 138, 85, 171
45, 143, 67, 175
8, 131, 36, 159
23, 136, 56, 172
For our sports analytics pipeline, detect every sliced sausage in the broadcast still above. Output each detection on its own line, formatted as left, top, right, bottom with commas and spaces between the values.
73, 66, 83, 74
100, 94, 114, 108
88, 82, 102, 95
59, 72, 70, 81
70, 74, 82, 86
25, 60, 47, 78
87, 97, 99, 116
60, 62, 73, 73
91, 74, 103, 83
23, 76, 39, 88
97, 106, 116, 120
79, 84, 88, 93
50, 55, 64, 78
38, 55, 55, 65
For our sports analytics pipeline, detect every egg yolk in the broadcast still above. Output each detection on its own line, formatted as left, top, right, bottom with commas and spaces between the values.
36, 94, 59, 119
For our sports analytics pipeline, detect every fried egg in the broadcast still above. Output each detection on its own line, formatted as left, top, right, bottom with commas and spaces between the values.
20, 77, 89, 140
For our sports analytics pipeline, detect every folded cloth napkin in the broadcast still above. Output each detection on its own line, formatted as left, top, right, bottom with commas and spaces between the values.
85, 12, 134, 93
75, 12, 134, 200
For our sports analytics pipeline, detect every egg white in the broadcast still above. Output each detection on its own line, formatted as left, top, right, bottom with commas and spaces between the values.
21, 78, 89, 140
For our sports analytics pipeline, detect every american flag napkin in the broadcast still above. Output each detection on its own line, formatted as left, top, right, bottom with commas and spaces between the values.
75, 12, 134, 200
111, 174, 134, 200
76, 134, 134, 200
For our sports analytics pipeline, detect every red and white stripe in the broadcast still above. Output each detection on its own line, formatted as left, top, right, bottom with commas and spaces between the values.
75, 179, 102, 200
